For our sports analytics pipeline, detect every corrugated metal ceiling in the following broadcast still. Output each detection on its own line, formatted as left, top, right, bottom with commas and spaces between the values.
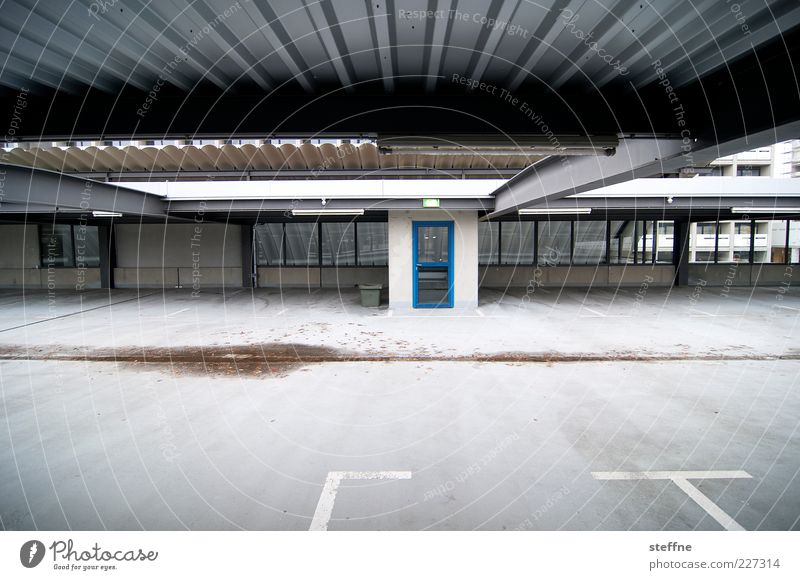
2, 0, 798, 95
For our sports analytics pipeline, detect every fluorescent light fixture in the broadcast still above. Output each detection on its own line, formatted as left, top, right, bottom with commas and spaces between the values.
731, 207, 800, 213
291, 209, 365, 216
91, 211, 122, 217
518, 208, 592, 215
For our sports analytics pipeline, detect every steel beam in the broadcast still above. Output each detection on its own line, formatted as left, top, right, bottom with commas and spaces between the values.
0, 164, 166, 216
489, 139, 686, 218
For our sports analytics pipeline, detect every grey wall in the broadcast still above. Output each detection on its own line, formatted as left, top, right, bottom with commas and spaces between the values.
479, 264, 676, 288
689, 263, 796, 287
114, 223, 242, 288
0, 224, 100, 289
257, 267, 388, 289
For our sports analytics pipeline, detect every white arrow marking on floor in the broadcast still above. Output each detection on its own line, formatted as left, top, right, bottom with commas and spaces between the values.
309, 471, 412, 531
592, 470, 752, 531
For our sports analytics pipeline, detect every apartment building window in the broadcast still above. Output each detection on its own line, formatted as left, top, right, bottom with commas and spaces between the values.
656, 221, 674, 263
39, 224, 100, 268
736, 166, 762, 176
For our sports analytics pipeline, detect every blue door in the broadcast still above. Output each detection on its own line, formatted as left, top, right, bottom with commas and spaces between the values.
413, 221, 454, 308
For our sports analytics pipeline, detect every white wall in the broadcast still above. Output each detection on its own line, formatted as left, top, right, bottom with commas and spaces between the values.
388, 210, 478, 309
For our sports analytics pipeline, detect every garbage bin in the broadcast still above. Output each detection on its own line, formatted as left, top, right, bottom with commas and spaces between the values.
358, 284, 382, 307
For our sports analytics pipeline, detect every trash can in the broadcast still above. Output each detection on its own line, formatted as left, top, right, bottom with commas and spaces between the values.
358, 284, 382, 308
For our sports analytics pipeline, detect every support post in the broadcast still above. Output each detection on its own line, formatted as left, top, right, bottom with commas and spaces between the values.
98, 224, 115, 289
241, 224, 255, 288
673, 219, 690, 287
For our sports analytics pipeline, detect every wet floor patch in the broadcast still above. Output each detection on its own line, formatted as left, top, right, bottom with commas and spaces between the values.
0, 343, 798, 378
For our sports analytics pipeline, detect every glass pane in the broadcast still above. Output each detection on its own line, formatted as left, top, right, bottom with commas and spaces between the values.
73, 225, 100, 267
656, 220, 674, 263
357, 222, 388, 266
478, 222, 498, 265
755, 220, 789, 264
255, 224, 283, 266
417, 225, 449, 263
285, 223, 318, 266
417, 267, 449, 305
691, 222, 716, 263
573, 221, 606, 264
500, 221, 534, 265
40, 224, 75, 267
638, 220, 654, 264
791, 220, 800, 264
322, 223, 356, 266
609, 220, 634, 264
537, 221, 571, 265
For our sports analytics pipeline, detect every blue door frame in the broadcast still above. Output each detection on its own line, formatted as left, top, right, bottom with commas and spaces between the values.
412, 221, 454, 308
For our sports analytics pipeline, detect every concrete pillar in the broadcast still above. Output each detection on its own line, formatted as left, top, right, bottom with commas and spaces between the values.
388, 210, 478, 309
241, 224, 255, 288
673, 218, 690, 286
98, 224, 115, 289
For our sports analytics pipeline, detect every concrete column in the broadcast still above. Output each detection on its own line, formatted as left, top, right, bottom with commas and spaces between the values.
241, 224, 255, 288
673, 219, 690, 286
98, 224, 115, 289
388, 210, 478, 309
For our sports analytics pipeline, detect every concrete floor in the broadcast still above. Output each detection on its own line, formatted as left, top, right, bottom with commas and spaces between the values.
1, 285, 799, 530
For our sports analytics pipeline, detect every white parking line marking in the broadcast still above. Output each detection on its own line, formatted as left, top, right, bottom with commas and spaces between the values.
592, 470, 751, 480
165, 307, 190, 318
582, 307, 606, 317
592, 470, 752, 531
671, 477, 745, 531
310, 471, 412, 531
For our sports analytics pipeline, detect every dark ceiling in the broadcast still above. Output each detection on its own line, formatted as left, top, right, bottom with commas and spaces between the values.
1, 0, 799, 142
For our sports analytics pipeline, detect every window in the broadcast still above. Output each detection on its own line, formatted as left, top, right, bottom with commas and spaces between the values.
73, 224, 100, 268
693, 251, 716, 263
257, 222, 388, 267
322, 223, 355, 266
609, 220, 634, 264
656, 221, 674, 264
537, 221, 571, 265
572, 221, 606, 264
697, 222, 716, 234
791, 220, 800, 264
255, 223, 283, 266
357, 222, 388, 266
285, 223, 318, 266
39, 224, 100, 268
658, 222, 674, 235
758, 220, 789, 264
500, 221, 535, 265
478, 222, 499, 265
734, 222, 751, 235
639, 220, 655, 264
736, 166, 762, 176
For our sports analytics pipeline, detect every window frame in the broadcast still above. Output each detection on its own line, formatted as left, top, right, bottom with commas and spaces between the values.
254, 220, 389, 268
38, 224, 100, 269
